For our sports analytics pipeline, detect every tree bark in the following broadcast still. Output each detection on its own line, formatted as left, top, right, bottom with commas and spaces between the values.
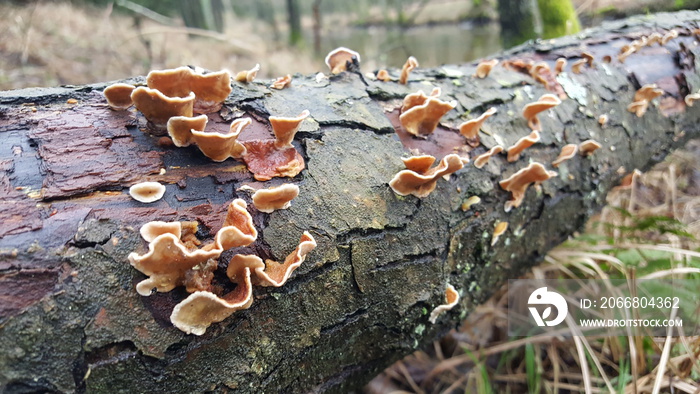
1, 10, 700, 394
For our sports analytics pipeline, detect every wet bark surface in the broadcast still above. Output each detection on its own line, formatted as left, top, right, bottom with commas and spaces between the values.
1, 11, 700, 393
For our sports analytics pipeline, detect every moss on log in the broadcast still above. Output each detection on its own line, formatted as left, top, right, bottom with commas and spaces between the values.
1, 10, 700, 393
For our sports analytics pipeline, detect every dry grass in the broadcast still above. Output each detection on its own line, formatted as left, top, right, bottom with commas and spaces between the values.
0, 1, 319, 90
367, 142, 700, 393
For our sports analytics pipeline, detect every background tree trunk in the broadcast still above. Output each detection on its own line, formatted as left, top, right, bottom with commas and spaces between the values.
287, 0, 303, 46
1, 10, 699, 394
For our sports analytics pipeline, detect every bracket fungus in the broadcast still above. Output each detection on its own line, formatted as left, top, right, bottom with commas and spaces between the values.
460, 196, 481, 211
128, 199, 257, 296
252, 184, 300, 213
239, 110, 310, 181
399, 56, 419, 84
399, 88, 457, 137
474, 59, 499, 79
579, 139, 602, 156
571, 59, 587, 74
389, 154, 464, 198
146, 67, 232, 114
627, 84, 664, 117
270, 74, 292, 89
506, 131, 540, 162
554, 58, 567, 75
473, 145, 503, 169
129, 181, 166, 203
169, 232, 316, 335
166, 114, 209, 147
522, 94, 561, 131
235, 64, 261, 83
552, 144, 578, 167
131, 87, 195, 131
499, 162, 557, 212
429, 284, 460, 324
325, 47, 361, 74
685, 92, 700, 107
190, 117, 251, 162
376, 69, 391, 82
103, 83, 135, 110
458, 107, 497, 147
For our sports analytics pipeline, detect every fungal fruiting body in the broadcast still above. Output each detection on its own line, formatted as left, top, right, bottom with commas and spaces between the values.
325, 47, 361, 74
235, 64, 260, 83
376, 69, 391, 82
579, 140, 602, 156
506, 131, 540, 162
270, 74, 292, 89
399, 88, 457, 137
240, 110, 310, 181
491, 221, 508, 246
499, 162, 557, 212
389, 154, 463, 198
522, 94, 561, 131
627, 84, 664, 117
399, 56, 419, 84
474, 59, 499, 78
146, 67, 232, 114
129, 181, 166, 203
473, 145, 503, 169
685, 92, 700, 107
460, 196, 481, 211
103, 83, 135, 110
458, 107, 497, 147
166, 114, 209, 147
131, 87, 195, 132
552, 144, 578, 167
429, 284, 459, 324
191, 118, 251, 161
571, 59, 587, 74
169, 232, 316, 335
554, 58, 567, 75
252, 184, 300, 213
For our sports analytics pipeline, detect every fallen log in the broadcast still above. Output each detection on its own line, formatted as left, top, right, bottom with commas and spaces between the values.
1, 10, 700, 393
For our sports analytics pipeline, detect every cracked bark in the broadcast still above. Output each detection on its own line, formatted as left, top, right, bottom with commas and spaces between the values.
1, 10, 700, 394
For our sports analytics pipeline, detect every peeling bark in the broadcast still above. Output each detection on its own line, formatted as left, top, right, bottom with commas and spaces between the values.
1, 11, 700, 393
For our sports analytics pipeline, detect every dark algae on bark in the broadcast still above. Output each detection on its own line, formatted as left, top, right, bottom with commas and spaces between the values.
1, 10, 700, 393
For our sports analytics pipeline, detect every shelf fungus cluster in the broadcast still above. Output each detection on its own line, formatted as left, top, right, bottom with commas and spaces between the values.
627, 84, 664, 117
499, 163, 558, 212
128, 199, 316, 335
103, 66, 232, 132
429, 284, 460, 324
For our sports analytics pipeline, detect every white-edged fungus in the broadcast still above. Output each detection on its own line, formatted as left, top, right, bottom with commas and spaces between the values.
190, 117, 251, 161
460, 196, 481, 211
499, 162, 557, 212
399, 56, 419, 85
399, 88, 457, 137
146, 67, 232, 114
552, 144, 578, 167
429, 284, 459, 324
252, 184, 300, 213
129, 181, 166, 203
269, 110, 310, 149
376, 69, 391, 82
579, 139, 602, 156
235, 64, 260, 83
506, 131, 540, 162
389, 154, 464, 198
270, 74, 292, 89
131, 87, 195, 131
103, 83, 135, 110
473, 145, 503, 169
474, 59, 499, 79
571, 59, 587, 74
627, 84, 664, 117
325, 47, 360, 74
522, 94, 561, 131
491, 221, 508, 246
685, 92, 700, 107
166, 114, 209, 147
458, 107, 497, 147
554, 58, 567, 75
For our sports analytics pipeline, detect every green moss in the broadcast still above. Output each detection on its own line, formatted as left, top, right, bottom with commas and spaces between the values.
537, 0, 581, 39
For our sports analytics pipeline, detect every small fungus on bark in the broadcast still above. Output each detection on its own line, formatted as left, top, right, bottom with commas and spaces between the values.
685, 92, 700, 107
235, 64, 260, 83
429, 284, 459, 324
522, 94, 561, 131
460, 196, 481, 211
491, 221, 508, 246
129, 181, 166, 203
571, 59, 587, 74
146, 67, 232, 114
399, 88, 457, 137
598, 114, 609, 126
325, 47, 361, 74
269, 110, 310, 149
270, 74, 292, 89
399, 56, 419, 84
458, 107, 497, 147
376, 69, 391, 82
166, 114, 209, 147
552, 144, 578, 167
499, 162, 557, 212
389, 154, 464, 198
627, 84, 664, 117
103, 83, 135, 110
506, 131, 540, 162
474, 59, 499, 79
579, 139, 602, 156
473, 145, 503, 169
554, 58, 567, 75
252, 184, 300, 213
